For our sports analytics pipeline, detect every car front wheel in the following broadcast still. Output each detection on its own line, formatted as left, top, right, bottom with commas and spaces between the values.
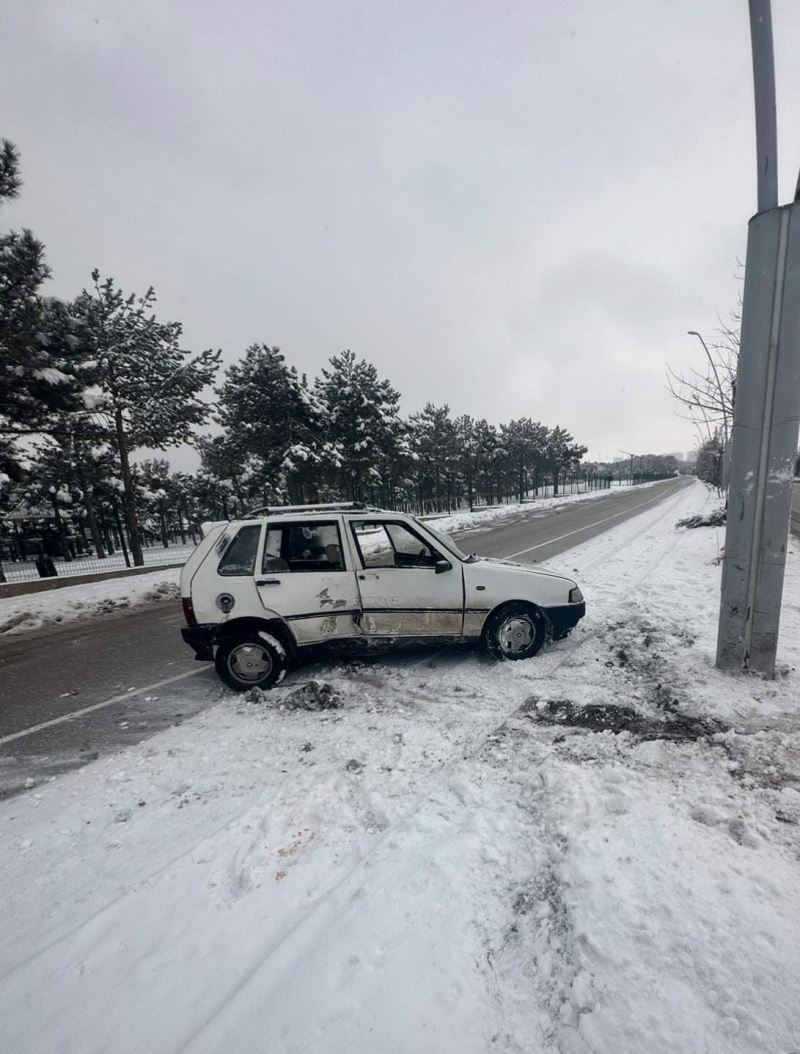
485, 602, 546, 660
214, 633, 286, 692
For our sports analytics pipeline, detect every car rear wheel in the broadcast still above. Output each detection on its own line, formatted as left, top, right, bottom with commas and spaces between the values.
214, 633, 286, 692
485, 602, 546, 660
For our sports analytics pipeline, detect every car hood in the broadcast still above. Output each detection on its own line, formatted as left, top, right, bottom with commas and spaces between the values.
470, 555, 577, 588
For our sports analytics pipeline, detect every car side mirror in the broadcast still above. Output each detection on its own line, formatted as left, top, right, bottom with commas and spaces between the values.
434, 559, 452, 574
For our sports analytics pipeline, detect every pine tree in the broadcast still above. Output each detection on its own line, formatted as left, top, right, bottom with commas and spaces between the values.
409, 403, 458, 512
473, 419, 500, 506
454, 414, 478, 510
0, 140, 82, 482
197, 434, 251, 515
501, 418, 551, 500
543, 426, 588, 495
71, 273, 220, 565
214, 344, 321, 505
314, 350, 403, 501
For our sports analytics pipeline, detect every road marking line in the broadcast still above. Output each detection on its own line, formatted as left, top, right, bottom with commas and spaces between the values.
0, 667, 206, 746
502, 488, 680, 560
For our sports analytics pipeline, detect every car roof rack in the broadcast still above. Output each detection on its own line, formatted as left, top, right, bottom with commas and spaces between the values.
242, 501, 386, 518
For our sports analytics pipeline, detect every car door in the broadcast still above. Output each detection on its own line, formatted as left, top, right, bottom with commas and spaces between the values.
349, 518, 464, 637
255, 519, 363, 645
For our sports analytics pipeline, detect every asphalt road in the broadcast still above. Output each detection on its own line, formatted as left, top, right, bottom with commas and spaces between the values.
0, 477, 691, 797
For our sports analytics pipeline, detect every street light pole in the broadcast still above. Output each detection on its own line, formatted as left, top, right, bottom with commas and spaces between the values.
716, 0, 800, 677
620, 450, 635, 486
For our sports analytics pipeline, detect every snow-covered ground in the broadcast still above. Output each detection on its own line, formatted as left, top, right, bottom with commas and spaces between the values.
2, 481, 799, 1053
0, 568, 180, 636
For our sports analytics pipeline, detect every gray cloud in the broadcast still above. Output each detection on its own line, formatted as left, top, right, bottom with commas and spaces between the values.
3, 0, 799, 468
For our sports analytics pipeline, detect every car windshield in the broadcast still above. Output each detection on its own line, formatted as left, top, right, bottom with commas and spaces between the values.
418, 523, 472, 562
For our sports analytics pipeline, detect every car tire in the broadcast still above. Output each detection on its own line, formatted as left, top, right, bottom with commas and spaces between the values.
214, 632, 286, 692
485, 602, 546, 661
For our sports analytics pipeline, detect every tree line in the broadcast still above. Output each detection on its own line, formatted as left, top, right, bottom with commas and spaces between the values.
1, 141, 662, 569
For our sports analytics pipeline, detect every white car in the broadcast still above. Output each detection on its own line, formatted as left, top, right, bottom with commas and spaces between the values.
180, 502, 586, 691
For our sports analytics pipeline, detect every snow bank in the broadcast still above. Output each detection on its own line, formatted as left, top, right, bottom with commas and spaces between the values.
0, 568, 180, 636
2, 481, 799, 1053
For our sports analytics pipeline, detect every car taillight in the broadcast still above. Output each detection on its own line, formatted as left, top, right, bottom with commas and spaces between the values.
182, 596, 198, 626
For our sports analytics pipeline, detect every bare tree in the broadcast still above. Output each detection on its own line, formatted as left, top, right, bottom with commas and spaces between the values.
667, 301, 740, 490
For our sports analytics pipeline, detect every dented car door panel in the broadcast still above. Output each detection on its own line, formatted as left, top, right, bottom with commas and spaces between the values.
255, 519, 363, 644
350, 519, 465, 636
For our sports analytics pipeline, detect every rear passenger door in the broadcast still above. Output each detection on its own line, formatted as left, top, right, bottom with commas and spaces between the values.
255, 519, 362, 645
349, 519, 464, 637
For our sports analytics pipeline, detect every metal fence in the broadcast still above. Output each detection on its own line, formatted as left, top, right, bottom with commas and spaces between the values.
0, 539, 197, 584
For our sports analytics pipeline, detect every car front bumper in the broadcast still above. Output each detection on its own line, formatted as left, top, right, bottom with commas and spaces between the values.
181, 624, 215, 661
543, 600, 586, 636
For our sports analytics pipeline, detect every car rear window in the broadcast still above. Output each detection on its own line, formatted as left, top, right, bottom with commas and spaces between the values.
218, 524, 261, 576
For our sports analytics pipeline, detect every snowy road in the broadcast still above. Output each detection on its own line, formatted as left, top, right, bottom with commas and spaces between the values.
2, 479, 798, 1054
0, 478, 689, 797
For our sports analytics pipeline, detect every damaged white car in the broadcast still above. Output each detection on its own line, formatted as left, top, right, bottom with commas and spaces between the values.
180, 503, 586, 691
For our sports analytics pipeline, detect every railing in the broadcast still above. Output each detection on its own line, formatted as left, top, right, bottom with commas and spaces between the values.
0, 540, 197, 584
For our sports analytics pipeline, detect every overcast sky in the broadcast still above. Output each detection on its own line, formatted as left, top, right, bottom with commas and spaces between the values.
3, 0, 800, 467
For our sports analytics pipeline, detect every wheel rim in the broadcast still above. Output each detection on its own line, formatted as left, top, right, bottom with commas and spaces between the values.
498, 615, 535, 655
228, 642, 273, 683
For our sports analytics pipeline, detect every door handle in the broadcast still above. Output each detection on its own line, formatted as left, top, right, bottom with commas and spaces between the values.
256, 579, 281, 586
358, 573, 379, 580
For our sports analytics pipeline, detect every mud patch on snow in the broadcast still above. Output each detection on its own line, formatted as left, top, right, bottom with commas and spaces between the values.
524, 697, 728, 742
142, 580, 180, 603
0, 610, 35, 634
247, 679, 344, 711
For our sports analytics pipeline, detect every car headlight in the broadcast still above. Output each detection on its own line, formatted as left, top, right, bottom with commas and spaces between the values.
569, 586, 583, 604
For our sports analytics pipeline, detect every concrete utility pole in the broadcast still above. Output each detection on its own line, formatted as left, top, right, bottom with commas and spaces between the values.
716, 0, 800, 676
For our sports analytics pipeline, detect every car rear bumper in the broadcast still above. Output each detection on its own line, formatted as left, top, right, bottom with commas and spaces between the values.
181, 624, 215, 661
543, 601, 586, 636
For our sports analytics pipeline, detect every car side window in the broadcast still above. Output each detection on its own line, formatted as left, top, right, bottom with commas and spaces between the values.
218, 524, 261, 576
351, 520, 440, 569
262, 521, 345, 573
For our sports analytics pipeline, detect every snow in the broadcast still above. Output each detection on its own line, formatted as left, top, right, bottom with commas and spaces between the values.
427, 478, 671, 535
0, 568, 179, 635
80, 383, 106, 409
2, 481, 800, 1053
258, 629, 287, 659
31, 366, 69, 384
